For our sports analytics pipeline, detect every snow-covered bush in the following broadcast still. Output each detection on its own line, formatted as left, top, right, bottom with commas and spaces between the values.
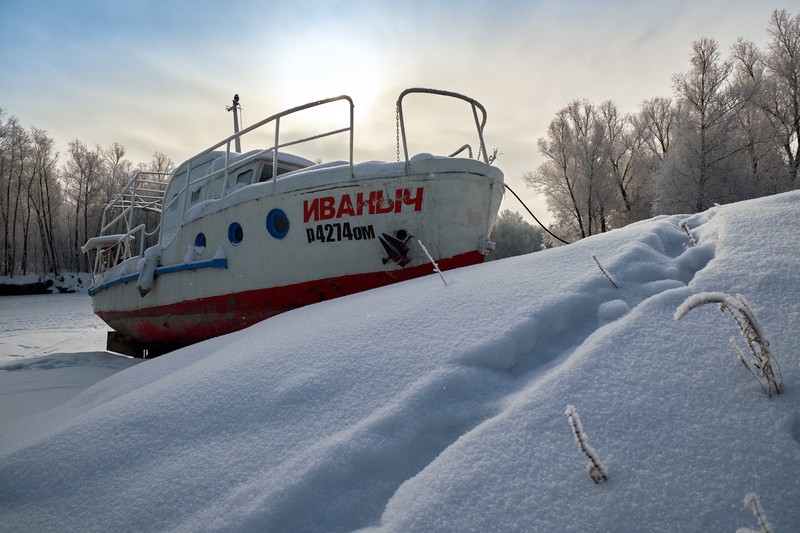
675, 292, 783, 397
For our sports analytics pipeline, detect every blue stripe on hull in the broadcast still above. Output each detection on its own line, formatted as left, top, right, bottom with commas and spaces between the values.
88, 258, 228, 296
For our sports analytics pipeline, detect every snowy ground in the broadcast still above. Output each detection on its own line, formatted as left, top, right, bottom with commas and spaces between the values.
1, 191, 799, 532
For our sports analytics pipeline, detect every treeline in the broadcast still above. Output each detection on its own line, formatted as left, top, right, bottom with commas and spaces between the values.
0, 117, 173, 277
526, 9, 800, 244
4, 11, 798, 274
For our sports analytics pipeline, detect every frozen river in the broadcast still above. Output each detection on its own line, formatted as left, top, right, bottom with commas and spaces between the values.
0, 293, 109, 362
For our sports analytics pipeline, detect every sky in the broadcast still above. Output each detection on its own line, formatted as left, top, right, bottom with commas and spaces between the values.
0, 0, 790, 218
1, 190, 799, 530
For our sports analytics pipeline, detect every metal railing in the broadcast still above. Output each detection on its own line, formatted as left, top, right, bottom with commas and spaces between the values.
84, 171, 170, 277
395, 87, 490, 173
84, 89, 491, 279
163, 95, 355, 222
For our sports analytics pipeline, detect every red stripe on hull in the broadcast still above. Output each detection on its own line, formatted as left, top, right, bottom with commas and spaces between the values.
98, 251, 485, 346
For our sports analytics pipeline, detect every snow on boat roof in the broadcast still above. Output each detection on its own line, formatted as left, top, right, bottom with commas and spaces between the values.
181, 153, 503, 224
172, 150, 316, 181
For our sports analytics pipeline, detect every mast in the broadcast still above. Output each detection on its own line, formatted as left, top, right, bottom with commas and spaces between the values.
226, 94, 242, 152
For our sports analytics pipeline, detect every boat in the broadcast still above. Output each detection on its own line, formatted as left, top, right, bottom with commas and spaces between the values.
82, 88, 505, 357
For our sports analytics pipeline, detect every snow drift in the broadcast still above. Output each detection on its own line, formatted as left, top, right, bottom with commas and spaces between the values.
1, 191, 799, 532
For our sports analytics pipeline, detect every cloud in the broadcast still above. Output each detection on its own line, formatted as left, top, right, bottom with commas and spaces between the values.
0, 0, 786, 224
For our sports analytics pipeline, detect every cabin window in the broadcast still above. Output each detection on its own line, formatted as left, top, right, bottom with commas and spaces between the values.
259, 164, 273, 182
228, 222, 243, 245
258, 164, 292, 182
190, 188, 202, 204
236, 169, 253, 186
259, 160, 305, 182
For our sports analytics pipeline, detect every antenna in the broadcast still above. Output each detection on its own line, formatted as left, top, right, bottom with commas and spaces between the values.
226, 94, 242, 153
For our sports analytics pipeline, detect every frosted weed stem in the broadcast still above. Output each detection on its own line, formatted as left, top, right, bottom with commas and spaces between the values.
565, 404, 608, 484
675, 292, 783, 397
592, 255, 618, 289
679, 220, 696, 246
417, 239, 447, 286
737, 492, 774, 533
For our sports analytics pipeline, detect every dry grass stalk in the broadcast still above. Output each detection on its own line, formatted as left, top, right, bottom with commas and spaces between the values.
675, 292, 783, 397
737, 492, 774, 533
417, 239, 447, 286
679, 220, 696, 246
565, 404, 608, 484
592, 255, 618, 289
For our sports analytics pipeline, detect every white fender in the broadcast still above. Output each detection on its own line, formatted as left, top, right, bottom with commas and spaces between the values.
137, 245, 162, 297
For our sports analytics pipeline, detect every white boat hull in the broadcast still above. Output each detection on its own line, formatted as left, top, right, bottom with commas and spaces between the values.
84, 89, 505, 356
90, 157, 502, 352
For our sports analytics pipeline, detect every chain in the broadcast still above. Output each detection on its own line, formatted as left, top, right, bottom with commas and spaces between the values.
396, 103, 401, 162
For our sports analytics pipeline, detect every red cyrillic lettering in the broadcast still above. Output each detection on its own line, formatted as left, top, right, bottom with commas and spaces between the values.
375, 190, 394, 214
336, 194, 355, 218
319, 197, 335, 220
355, 192, 367, 216
404, 187, 424, 212
303, 199, 319, 223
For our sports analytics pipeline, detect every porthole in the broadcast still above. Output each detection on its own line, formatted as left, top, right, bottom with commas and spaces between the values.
266, 209, 290, 239
228, 222, 244, 245
194, 232, 207, 254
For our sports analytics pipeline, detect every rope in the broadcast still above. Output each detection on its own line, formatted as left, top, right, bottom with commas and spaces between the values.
504, 183, 570, 245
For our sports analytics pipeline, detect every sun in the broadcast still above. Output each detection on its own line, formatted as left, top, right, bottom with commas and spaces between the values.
258, 32, 388, 161
275, 33, 383, 116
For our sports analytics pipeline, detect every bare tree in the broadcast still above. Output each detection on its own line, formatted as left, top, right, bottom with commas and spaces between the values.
761, 9, 800, 186
636, 97, 680, 163
731, 38, 789, 196
27, 128, 62, 275
525, 101, 617, 241
142, 151, 174, 174
656, 38, 745, 213
525, 107, 586, 241
599, 101, 651, 224
570, 101, 615, 234
63, 140, 106, 271
633, 97, 681, 218
0, 116, 33, 276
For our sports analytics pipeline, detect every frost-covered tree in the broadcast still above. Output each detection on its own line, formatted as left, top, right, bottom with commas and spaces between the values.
730, 38, 789, 197
524, 108, 581, 240
600, 101, 651, 225
632, 97, 681, 218
0, 115, 33, 276
760, 9, 800, 186
524, 100, 617, 241
0, 107, 176, 276
0, 116, 67, 276
26, 128, 62, 275
95, 143, 134, 232
570, 101, 617, 234
141, 151, 174, 174
636, 97, 680, 163
488, 209, 543, 260
62, 140, 106, 271
654, 38, 746, 213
